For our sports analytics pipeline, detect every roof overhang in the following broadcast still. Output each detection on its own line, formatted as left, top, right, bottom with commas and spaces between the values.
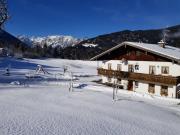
90, 42, 125, 60
90, 42, 180, 64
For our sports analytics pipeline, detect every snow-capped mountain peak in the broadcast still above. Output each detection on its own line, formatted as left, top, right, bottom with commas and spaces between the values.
18, 35, 82, 48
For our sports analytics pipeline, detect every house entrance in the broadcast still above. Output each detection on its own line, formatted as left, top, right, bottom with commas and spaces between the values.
128, 80, 133, 91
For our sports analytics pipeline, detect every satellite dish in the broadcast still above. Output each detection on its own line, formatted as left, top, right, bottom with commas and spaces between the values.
0, 0, 8, 28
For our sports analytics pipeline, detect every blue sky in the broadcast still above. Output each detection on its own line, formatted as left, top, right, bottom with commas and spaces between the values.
5, 0, 180, 38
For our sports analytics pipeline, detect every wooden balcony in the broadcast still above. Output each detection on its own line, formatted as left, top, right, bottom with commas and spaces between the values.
98, 68, 180, 86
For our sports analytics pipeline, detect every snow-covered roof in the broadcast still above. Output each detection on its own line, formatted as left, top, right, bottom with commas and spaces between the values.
90, 41, 180, 63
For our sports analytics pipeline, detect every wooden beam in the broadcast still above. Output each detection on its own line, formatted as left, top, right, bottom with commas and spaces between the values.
98, 68, 179, 86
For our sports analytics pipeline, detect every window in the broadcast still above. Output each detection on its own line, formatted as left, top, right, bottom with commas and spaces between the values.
148, 84, 155, 94
128, 65, 134, 72
108, 63, 112, 70
161, 66, 169, 74
135, 81, 139, 88
108, 77, 112, 83
136, 51, 141, 56
117, 64, 122, 71
135, 65, 139, 70
117, 79, 121, 84
149, 66, 156, 75
127, 51, 131, 56
161, 86, 168, 96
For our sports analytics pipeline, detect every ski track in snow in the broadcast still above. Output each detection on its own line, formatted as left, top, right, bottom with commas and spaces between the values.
0, 58, 180, 135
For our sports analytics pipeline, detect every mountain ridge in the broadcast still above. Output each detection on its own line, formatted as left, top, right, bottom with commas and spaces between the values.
67, 25, 180, 59
17, 35, 82, 48
1, 25, 180, 59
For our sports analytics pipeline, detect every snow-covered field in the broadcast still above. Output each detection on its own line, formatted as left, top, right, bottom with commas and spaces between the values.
0, 58, 180, 135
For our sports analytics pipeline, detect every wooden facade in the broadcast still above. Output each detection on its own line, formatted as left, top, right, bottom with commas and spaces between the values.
98, 68, 180, 86
95, 45, 174, 62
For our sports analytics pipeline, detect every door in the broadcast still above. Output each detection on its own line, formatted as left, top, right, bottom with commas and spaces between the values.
128, 80, 133, 91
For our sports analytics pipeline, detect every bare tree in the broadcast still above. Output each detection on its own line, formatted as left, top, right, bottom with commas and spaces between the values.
0, 0, 8, 28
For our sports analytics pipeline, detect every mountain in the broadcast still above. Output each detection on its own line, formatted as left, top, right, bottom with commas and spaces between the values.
1, 25, 180, 60
61, 25, 180, 60
18, 35, 82, 48
0, 29, 29, 56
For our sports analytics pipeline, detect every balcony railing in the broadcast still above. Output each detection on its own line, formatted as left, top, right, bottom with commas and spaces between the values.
98, 68, 180, 86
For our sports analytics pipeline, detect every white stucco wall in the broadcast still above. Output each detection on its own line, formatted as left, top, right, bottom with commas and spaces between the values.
133, 82, 176, 98
100, 60, 179, 98
102, 76, 177, 98
134, 82, 149, 94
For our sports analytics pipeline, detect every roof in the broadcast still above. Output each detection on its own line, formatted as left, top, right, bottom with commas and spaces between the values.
90, 41, 180, 63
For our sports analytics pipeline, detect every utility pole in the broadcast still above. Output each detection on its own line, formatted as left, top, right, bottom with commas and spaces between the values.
0, 0, 8, 28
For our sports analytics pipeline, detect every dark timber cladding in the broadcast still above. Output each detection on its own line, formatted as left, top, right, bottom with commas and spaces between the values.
95, 45, 173, 62
98, 68, 180, 86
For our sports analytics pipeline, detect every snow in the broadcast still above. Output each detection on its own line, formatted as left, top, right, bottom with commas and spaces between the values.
125, 42, 180, 61
91, 41, 180, 61
18, 35, 82, 48
82, 43, 98, 47
0, 58, 180, 135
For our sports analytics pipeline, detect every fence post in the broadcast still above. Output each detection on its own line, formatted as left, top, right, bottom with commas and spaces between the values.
113, 80, 117, 101
69, 72, 73, 92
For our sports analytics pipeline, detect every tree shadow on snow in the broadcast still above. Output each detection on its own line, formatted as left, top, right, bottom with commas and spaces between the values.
0, 58, 55, 69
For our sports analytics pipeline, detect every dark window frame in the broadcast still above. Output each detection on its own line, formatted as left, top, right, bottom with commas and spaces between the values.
161, 66, 169, 74
148, 83, 155, 94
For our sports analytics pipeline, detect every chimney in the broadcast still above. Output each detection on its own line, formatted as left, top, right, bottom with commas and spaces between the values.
158, 39, 166, 48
